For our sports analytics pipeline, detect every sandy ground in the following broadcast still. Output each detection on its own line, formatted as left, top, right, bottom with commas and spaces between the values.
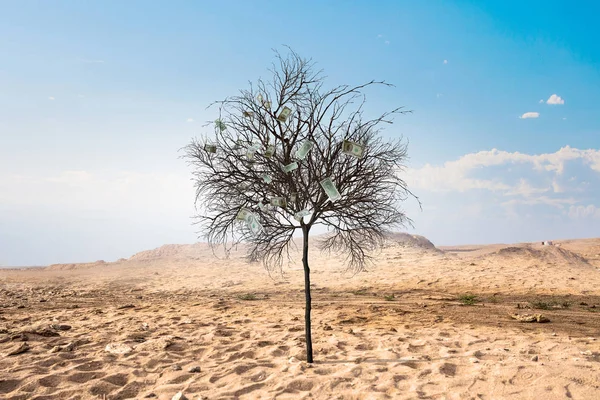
1, 234, 600, 400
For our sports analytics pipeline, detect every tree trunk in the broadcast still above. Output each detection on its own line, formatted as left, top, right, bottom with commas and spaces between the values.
302, 224, 313, 363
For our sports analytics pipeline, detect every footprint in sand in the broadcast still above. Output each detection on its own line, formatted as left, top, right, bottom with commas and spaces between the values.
74, 360, 104, 372
113, 381, 145, 399
67, 371, 106, 383
233, 363, 257, 375
439, 363, 457, 377
0, 379, 20, 395
286, 380, 314, 392
88, 381, 120, 397
102, 373, 129, 386
250, 370, 269, 382
37, 374, 62, 388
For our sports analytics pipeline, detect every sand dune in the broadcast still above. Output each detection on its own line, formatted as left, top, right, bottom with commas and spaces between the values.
1, 234, 600, 399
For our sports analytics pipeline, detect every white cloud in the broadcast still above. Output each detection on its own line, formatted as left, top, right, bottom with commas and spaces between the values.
404, 146, 600, 238
187, 118, 194, 122
519, 112, 539, 119
436, 93, 443, 98
562, 117, 567, 120
568, 205, 600, 219
405, 146, 600, 194
385, 40, 390, 45
546, 94, 564, 105
539, 99, 544, 103
48, 96, 55, 101
443, 60, 448, 64
504, 179, 548, 197
377, 34, 383, 38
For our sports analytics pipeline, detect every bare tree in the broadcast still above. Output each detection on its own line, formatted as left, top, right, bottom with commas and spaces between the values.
183, 49, 417, 363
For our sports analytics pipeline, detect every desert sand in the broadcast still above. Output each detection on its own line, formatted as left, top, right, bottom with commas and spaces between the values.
1, 233, 600, 400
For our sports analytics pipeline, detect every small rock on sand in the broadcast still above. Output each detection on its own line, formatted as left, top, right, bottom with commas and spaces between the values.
172, 392, 188, 400
50, 345, 62, 353
6, 342, 29, 356
135, 336, 173, 352
531, 355, 539, 361
510, 313, 550, 323
105, 342, 133, 355
188, 366, 201, 373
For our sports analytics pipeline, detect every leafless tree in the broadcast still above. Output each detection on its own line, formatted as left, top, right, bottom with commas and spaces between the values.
182, 48, 417, 363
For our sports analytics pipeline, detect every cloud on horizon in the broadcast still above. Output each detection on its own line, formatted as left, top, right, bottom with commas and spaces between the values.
404, 146, 600, 244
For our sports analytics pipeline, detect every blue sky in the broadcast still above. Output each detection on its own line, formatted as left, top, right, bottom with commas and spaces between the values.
1, 0, 599, 266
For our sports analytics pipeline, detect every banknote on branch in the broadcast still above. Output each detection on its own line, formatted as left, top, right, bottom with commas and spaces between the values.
342, 140, 365, 158
215, 119, 227, 132
262, 174, 272, 184
247, 144, 260, 161
276, 106, 292, 122
237, 208, 252, 221
270, 197, 287, 208
256, 94, 271, 109
246, 213, 263, 236
282, 162, 299, 173
236, 182, 250, 193
320, 177, 342, 202
204, 144, 217, 154
264, 145, 275, 159
294, 209, 311, 221
294, 141, 314, 160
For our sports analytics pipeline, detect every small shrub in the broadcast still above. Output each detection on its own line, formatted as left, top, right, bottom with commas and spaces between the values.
237, 293, 257, 301
561, 301, 571, 308
352, 289, 369, 296
458, 294, 478, 305
487, 296, 499, 304
384, 294, 395, 301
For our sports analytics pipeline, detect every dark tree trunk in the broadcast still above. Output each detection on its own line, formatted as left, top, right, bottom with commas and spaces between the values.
302, 224, 313, 363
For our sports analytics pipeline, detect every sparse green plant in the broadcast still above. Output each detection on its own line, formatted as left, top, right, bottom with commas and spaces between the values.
529, 300, 553, 310
487, 296, 498, 304
352, 289, 369, 296
237, 293, 257, 301
458, 294, 478, 305
384, 294, 395, 301
561, 301, 571, 308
